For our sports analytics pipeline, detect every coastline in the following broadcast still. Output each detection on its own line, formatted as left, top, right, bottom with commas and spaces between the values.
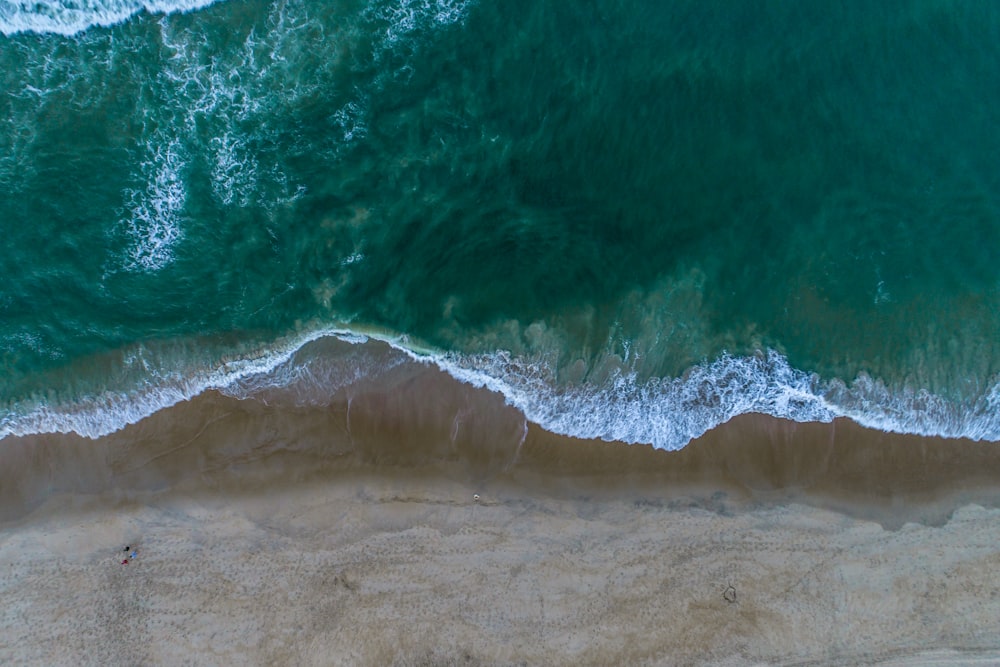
3, 369, 1000, 664
4, 358, 1000, 526
4, 1, 1000, 663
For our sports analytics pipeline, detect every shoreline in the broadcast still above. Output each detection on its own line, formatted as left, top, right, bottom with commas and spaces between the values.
4, 364, 1000, 526
4, 333, 998, 449
3, 374, 1000, 664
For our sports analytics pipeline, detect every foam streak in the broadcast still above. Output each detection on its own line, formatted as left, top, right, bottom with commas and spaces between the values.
0, 0, 224, 36
2, 327, 999, 451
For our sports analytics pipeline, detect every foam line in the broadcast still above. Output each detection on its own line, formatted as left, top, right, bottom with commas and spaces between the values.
2, 326, 999, 450
0, 0, 223, 37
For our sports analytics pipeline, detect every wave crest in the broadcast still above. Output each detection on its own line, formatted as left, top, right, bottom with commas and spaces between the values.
2, 328, 999, 450
0, 0, 224, 36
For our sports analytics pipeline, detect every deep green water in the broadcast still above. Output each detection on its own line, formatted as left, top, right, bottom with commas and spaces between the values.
1, 0, 999, 447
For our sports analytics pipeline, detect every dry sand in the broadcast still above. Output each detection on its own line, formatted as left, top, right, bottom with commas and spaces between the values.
2, 370, 1000, 665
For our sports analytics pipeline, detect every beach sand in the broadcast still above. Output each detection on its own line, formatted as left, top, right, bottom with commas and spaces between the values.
2, 365, 1000, 665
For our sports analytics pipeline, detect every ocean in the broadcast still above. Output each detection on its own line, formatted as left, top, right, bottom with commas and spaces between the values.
1, 0, 999, 450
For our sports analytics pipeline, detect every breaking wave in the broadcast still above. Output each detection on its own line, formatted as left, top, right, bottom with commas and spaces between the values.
0, 0, 224, 36
2, 327, 999, 450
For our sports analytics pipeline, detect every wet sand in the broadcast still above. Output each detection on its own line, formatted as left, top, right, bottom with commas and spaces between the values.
3, 364, 1000, 665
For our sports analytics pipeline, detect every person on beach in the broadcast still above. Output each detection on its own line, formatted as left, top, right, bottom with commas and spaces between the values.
121, 545, 137, 565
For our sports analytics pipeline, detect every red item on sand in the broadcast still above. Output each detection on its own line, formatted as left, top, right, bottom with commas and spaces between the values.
122, 559, 129, 565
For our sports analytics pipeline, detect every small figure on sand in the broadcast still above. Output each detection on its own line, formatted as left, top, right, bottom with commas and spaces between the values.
120, 545, 138, 565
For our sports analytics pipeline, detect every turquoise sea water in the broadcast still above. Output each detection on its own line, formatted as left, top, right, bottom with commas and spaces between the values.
1, 0, 999, 448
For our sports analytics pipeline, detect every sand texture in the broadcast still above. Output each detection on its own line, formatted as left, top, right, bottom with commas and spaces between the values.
3, 475, 1000, 666
2, 380, 1000, 665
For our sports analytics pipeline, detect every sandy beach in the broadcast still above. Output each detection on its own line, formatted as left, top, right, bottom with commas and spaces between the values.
3, 369, 1000, 665
5, 1, 1000, 664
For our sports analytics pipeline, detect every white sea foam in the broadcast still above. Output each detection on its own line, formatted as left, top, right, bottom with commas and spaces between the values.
0, 327, 345, 440
3, 326, 1000, 450
120, 137, 187, 272
322, 0, 475, 156
332, 100, 369, 144
436, 349, 1000, 448
429, 350, 835, 449
211, 131, 259, 207
0, 0, 223, 36
152, 3, 321, 209
367, 0, 473, 54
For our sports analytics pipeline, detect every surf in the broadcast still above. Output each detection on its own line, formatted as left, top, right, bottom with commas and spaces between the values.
2, 325, 998, 451
2, 1, 1000, 454
0, 0, 226, 36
